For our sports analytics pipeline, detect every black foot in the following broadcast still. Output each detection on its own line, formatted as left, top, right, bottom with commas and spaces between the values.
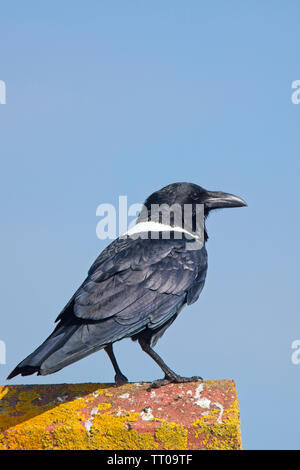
115, 373, 128, 386
147, 374, 202, 391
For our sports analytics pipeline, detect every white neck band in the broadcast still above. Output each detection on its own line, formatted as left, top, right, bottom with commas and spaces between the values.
124, 221, 199, 239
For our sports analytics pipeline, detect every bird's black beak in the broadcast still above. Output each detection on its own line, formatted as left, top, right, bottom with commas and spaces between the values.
205, 191, 247, 210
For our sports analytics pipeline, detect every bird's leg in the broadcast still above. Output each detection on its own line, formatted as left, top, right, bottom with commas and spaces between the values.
138, 338, 202, 390
104, 344, 128, 386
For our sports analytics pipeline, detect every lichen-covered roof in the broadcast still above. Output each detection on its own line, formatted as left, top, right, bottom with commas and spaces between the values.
0, 380, 242, 450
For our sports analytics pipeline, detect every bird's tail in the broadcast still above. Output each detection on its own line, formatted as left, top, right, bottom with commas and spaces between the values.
6, 321, 81, 379
6, 313, 130, 380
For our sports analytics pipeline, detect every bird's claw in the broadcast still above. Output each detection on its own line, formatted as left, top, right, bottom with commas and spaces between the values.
147, 375, 203, 391
114, 373, 129, 386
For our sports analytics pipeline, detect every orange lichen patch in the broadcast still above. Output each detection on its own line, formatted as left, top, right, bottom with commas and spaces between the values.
0, 381, 242, 450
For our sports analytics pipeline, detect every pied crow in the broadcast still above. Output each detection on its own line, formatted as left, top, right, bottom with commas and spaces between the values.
7, 182, 246, 389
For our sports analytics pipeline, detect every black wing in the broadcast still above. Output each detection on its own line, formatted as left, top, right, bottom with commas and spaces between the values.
9, 234, 207, 377
58, 235, 207, 324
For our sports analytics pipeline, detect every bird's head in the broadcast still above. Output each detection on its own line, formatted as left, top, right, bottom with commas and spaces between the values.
143, 182, 247, 216
136, 182, 247, 241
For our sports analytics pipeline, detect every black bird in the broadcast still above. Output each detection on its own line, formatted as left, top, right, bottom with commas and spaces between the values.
7, 183, 246, 389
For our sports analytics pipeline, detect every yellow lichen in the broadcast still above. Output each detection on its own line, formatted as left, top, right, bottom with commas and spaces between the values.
155, 421, 188, 450
0, 381, 242, 450
0, 384, 107, 450
0, 386, 10, 401
89, 412, 158, 450
0, 385, 157, 450
192, 389, 242, 450
15, 391, 41, 413
96, 403, 111, 411
50, 424, 92, 450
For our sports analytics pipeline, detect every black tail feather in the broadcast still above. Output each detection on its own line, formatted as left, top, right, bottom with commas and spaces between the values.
7, 365, 39, 380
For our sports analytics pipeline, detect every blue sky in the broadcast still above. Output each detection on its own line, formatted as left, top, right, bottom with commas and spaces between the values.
1, 1, 300, 449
